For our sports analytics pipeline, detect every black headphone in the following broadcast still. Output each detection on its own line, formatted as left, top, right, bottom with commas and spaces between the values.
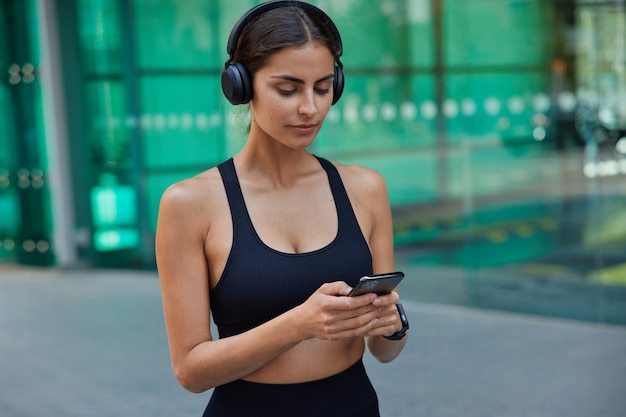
221, 0, 344, 106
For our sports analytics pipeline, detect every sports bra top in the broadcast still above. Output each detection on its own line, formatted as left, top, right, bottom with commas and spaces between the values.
210, 156, 373, 338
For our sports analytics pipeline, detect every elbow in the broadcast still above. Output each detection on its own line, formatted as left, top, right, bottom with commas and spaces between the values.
174, 365, 214, 393
373, 351, 400, 364
367, 335, 406, 364
178, 380, 209, 394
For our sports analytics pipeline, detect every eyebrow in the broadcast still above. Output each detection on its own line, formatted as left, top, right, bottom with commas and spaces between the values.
270, 74, 335, 84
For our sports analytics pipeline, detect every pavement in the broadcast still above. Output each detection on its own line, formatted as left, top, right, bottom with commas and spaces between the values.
1, 266, 626, 417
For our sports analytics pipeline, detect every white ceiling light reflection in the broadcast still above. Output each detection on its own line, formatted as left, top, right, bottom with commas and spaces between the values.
108, 117, 120, 129
461, 99, 476, 116
616, 137, 626, 155
442, 99, 459, 118
344, 104, 359, 124
381, 103, 397, 121
577, 88, 599, 107
125, 116, 137, 129
210, 114, 223, 128
557, 91, 577, 112
420, 101, 438, 119
401, 102, 417, 120
141, 114, 153, 130
598, 107, 616, 125
507, 96, 525, 114
327, 107, 340, 123
484, 97, 501, 116
533, 126, 547, 141
154, 114, 166, 130
168, 114, 180, 129
181, 113, 193, 130
196, 113, 209, 130
362, 104, 377, 122
532, 93, 551, 113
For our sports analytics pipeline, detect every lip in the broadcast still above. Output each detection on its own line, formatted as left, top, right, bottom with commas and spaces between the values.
290, 124, 317, 134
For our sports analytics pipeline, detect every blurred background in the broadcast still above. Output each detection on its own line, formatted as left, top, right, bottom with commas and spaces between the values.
1, 0, 625, 325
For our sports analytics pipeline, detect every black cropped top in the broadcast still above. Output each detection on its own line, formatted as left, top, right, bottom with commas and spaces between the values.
210, 156, 373, 338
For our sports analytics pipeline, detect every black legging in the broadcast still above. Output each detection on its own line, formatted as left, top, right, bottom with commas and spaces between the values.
202, 358, 380, 417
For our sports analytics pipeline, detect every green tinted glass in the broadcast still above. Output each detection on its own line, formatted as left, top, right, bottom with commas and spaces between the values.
77, 0, 123, 74
445, 0, 551, 66
141, 75, 225, 169
135, 0, 220, 68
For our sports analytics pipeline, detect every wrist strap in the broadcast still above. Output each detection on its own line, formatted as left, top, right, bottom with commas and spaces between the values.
383, 303, 409, 340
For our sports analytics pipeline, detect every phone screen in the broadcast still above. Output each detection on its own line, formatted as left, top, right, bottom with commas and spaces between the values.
347, 271, 404, 296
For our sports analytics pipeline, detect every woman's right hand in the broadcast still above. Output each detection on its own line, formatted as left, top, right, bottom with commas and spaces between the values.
293, 281, 383, 341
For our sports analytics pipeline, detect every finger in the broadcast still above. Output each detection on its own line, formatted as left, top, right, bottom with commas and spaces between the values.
318, 285, 379, 310
327, 315, 381, 339
325, 301, 381, 324
372, 291, 400, 306
319, 281, 353, 296
366, 313, 400, 336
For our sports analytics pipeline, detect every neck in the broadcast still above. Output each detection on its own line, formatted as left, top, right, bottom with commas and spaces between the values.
234, 142, 318, 189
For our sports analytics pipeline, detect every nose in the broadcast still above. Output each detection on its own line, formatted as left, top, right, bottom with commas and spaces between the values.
298, 90, 318, 117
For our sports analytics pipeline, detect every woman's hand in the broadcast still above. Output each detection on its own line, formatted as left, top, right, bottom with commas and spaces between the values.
293, 281, 385, 341
364, 291, 402, 338
365, 291, 408, 363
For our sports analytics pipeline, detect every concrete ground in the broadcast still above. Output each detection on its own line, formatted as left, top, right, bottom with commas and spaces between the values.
1, 266, 625, 417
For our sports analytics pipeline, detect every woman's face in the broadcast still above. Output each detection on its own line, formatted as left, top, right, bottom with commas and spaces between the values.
249, 42, 335, 149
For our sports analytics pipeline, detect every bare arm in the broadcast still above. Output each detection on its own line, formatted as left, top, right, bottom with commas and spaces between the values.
156, 178, 383, 392
341, 165, 408, 362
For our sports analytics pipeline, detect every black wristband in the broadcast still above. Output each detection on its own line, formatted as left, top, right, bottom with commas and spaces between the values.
383, 303, 409, 340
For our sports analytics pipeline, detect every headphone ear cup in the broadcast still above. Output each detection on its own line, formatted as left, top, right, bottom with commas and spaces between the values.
221, 62, 253, 105
332, 66, 344, 105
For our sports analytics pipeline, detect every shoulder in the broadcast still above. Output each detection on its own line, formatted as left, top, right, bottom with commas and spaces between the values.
331, 160, 388, 198
162, 167, 221, 203
158, 166, 227, 225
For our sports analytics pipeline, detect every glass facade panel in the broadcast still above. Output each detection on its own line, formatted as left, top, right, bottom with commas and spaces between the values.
445, 73, 550, 141
327, 74, 437, 150
1, 0, 53, 265
135, 0, 220, 69
85, 80, 130, 179
407, 0, 435, 67
77, 0, 123, 74
393, 0, 626, 325
1, 4, 17, 263
141, 76, 225, 169
78, 5, 141, 260
445, 0, 552, 66
328, 1, 414, 68
0, 72, 18, 255
4, 0, 623, 323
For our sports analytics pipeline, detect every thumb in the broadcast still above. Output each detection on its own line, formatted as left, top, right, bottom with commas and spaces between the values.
320, 281, 353, 297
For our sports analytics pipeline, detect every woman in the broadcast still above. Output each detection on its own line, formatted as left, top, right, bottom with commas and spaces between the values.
156, 1, 408, 416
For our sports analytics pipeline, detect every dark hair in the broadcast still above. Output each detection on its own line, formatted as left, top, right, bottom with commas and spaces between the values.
233, 5, 341, 78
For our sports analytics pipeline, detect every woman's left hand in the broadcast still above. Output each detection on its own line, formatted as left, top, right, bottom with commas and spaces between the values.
366, 291, 401, 337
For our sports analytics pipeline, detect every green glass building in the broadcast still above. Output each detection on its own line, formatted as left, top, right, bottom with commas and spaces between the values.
1, 0, 625, 324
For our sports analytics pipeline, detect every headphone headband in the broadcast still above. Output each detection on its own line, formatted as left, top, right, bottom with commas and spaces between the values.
225, 1, 343, 58
222, 0, 344, 105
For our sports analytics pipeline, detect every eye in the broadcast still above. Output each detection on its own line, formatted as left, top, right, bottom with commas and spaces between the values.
315, 81, 332, 95
278, 89, 297, 96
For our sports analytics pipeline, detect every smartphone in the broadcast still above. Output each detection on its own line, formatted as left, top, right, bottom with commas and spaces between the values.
347, 271, 405, 296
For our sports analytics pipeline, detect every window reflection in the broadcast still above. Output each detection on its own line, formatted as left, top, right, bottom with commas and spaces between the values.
3, 0, 625, 323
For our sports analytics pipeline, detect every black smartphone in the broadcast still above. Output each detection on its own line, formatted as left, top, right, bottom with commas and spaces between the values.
347, 271, 405, 296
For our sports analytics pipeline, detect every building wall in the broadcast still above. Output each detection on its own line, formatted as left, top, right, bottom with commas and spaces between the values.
1, 0, 625, 324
